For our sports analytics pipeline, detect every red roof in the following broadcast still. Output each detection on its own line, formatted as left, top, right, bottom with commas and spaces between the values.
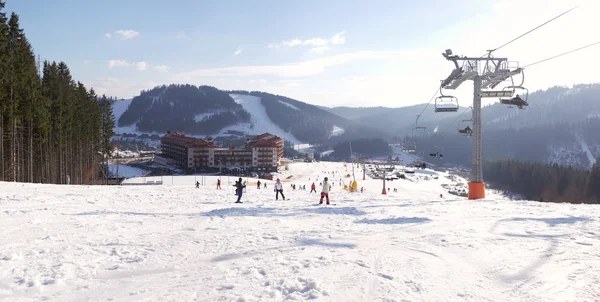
161, 132, 217, 148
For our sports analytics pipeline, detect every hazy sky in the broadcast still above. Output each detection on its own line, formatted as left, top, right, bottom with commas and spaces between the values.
6, 0, 600, 107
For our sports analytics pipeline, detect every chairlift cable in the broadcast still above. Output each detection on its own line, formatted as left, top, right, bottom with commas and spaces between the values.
522, 40, 600, 68
481, 5, 579, 57
454, 105, 472, 123
415, 88, 440, 125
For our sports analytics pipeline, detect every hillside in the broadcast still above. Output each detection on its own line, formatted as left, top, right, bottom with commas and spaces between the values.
393, 84, 600, 170
328, 104, 468, 137
1, 161, 599, 301
116, 84, 250, 136
113, 86, 387, 147
229, 91, 385, 144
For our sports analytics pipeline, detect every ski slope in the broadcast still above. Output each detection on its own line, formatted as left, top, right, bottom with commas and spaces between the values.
230, 94, 302, 144
1, 161, 599, 301
575, 132, 597, 169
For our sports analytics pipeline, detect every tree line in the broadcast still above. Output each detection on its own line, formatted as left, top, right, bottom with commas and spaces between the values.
118, 84, 250, 135
484, 159, 600, 204
0, 1, 114, 184
330, 138, 390, 159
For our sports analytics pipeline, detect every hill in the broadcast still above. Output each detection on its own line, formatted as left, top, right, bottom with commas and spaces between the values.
116, 84, 251, 136
327, 104, 468, 137
404, 84, 600, 170
1, 161, 599, 301
112, 86, 387, 147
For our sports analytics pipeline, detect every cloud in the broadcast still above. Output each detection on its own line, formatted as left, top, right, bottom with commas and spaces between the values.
107, 60, 148, 71
105, 30, 140, 40
303, 38, 328, 46
173, 50, 427, 81
234, 49, 243, 56
154, 65, 170, 72
309, 46, 330, 54
331, 31, 346, 45
269, 31, 346, 48
108, 60, 131, 68
135, 61, 147, 71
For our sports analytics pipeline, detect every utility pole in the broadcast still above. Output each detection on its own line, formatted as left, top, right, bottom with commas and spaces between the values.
440, 49, 522, 199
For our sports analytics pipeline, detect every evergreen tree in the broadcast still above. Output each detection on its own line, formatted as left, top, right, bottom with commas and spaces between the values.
100, 95, 115, 158
0, 2, 112, 184
587, 159, 600, 203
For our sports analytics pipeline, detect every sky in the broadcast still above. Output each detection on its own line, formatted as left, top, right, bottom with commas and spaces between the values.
5, 0, 600, 108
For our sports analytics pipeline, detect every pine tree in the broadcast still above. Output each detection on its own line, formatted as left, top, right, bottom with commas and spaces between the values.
99, 95, 115, 182
587, 159, 600, 203
0, 0, 8, 180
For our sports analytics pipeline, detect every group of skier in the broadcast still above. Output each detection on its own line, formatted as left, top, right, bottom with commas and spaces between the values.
228, 176, 332, 205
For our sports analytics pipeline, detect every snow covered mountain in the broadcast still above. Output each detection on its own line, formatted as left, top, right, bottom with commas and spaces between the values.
112, 85, 385, 146
1, 161, 598, 301
389, 84, 600, 169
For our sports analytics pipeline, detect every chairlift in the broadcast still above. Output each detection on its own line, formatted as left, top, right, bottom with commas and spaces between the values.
458, 119, 473, 136
412, 114, 429, 137
435, 88, 459, 113
401, 139, 417, 153
428, 145, 444, 160
500, 86, 529, 109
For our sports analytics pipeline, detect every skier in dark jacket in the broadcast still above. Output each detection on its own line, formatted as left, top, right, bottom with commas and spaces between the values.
233, 177, 246, 203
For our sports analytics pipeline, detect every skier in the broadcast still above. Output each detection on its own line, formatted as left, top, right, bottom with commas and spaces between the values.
310, 183, 316, 193
257, 180, 261, 189
217, 179, 221, 190
195, 181, 200, 188
360, 187, 364, 193
319, 177, 331, 205
274, 178, 285, 200
233, 178, 246, 203
264, 182, 267, 189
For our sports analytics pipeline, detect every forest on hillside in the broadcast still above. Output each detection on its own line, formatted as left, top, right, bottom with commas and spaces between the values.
484, 159, 600, 204
330, 138, 390, 159
118, 84, 250, 135
407, 117, 600, 170
0, 1, 114, 184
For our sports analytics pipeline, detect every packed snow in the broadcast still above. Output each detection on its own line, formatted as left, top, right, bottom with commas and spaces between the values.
108, 164, 150, 178
111, 99, 142, 135
329, 125, 345, 138
230, 94, 302, 144
1, 161, 599, 301
574, 132, 597, 169
278, 100, 300, 111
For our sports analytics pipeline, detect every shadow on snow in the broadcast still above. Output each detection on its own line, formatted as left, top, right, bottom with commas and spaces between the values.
71, 206, 368, 218
355, 217, 432, 225
489, 215, 592, 282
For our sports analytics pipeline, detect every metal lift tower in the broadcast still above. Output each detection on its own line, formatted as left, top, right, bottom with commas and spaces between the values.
440, 49, 522, 199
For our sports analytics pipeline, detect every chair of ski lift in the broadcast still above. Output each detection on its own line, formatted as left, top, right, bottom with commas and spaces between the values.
434, 94, 459, 113
500, 86, 529, 109
428, 146, 444, 159
457, 119, 473, 136
401, 139, 417, 153
412, 126, 429, 137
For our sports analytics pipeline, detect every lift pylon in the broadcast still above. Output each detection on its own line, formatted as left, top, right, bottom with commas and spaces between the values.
440, 49, 522, 200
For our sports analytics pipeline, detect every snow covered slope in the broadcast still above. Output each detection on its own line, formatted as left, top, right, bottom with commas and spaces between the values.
229, 94, 302, 144
1, 161, 599, 301
575, 132, 597, 169
111, 99, 140, 134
